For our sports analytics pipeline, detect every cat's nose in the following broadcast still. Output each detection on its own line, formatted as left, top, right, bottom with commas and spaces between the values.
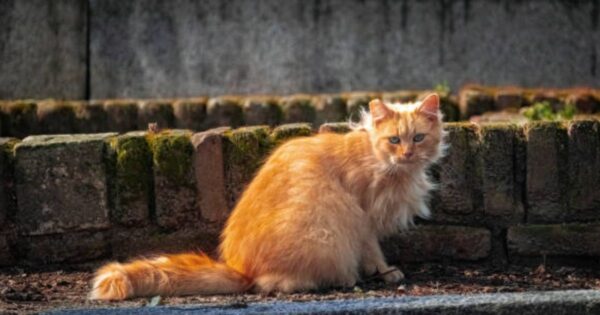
403, 151, 414, 158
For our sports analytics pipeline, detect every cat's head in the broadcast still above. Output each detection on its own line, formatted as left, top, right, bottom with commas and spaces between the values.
360, 94, 446, 170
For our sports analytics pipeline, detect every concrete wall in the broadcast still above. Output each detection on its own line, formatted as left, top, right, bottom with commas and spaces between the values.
1, 0, 600, 99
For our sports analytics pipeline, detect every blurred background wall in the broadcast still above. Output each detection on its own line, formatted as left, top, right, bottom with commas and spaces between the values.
0, 0, 599, 100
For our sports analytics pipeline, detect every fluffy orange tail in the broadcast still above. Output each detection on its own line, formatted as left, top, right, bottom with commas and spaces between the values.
89, 252, 252, 300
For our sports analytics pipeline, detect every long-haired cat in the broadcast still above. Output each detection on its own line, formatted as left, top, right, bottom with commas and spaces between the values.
90, 94, 446, 300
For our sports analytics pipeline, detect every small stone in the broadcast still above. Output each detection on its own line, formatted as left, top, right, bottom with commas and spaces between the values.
138, 100, 175, 130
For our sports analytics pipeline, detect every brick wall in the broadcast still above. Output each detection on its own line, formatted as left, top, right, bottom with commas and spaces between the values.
0, 120, 598, 267
2, 87, 600, 140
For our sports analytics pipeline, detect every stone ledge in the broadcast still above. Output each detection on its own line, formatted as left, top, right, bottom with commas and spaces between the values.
49, 290, 600, 315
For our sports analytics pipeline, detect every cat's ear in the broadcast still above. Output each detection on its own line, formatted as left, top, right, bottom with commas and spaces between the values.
417, 93, 440, 121
369, 99, 393, 123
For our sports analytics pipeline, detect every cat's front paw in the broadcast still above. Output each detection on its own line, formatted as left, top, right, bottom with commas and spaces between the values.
362, 261, 378, 276
381, 267, 404, 283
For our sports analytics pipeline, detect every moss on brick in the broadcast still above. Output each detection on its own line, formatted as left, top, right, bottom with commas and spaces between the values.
148, 130, 194, 186
207, 96, 244, 128
110, 132, 153, 225
173, 98, 208, 130
222, 126, 272, 207
270, 123, 313, 144
243, 97, 283, 127
281, 95, 317, 123
225, 126, 272, 169
36, 100, 78, 134
138, 100, 176, 130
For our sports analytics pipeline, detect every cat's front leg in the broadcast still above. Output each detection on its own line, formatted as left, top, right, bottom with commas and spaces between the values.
361, 235, 404, 283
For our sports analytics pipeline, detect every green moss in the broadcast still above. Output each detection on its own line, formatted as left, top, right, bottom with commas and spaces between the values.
224, 126, 272, 177
270, 123, 313, 144
148, 130, 194, 185
114, 134, 152, 198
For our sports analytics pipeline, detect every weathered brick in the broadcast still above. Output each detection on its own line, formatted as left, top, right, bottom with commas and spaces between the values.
315, 94, 347, 125
149, 130, 198, 229
383, 226, 491, 262
138, 100, 175, 130
103, 100, 139, 133
0, 138, 17, 228
111, 132, 153, 226
567, 120, 600, 220
0, 101, 38, 137
459, 89, 495, 119
173, 98, 207, 131
207, 96, 244, 128
243, 97, 282, 126
17, 231, 109, 264
75, 101, 109, 133
478, 124, 524, 221
191, 128, 230, 223
437, 123, 482, 215
281, 95, 317, 123
0, 235, 15, 266
382, 91, 418, 103
495, 90, 525, 110
270, 123, 313, 144
37, 100, 78, 134
526, 122, 568, 223
15, 133, 116, 235
346, 93, 375, 122
507, 223, 600, 257
566, 93, 599, 114
319, 122, 351, 134
223, 126, 272, 208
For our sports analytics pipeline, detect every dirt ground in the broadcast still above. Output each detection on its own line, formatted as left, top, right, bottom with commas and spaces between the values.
1, 262, 600, 314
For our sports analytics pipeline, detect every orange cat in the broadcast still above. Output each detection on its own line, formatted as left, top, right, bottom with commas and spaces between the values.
90, 94, 446, 300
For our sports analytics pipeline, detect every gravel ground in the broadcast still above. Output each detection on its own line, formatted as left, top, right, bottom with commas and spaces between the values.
1, 263, 600, 314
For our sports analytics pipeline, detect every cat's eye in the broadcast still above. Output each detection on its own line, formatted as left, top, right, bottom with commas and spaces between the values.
388, 136, 401, 144
413, 133, 426, 143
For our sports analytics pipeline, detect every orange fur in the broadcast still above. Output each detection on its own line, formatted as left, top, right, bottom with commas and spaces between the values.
90, 94, 446, 300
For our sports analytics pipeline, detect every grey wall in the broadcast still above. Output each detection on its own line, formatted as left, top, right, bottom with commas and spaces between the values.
1, 0, 600, 99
